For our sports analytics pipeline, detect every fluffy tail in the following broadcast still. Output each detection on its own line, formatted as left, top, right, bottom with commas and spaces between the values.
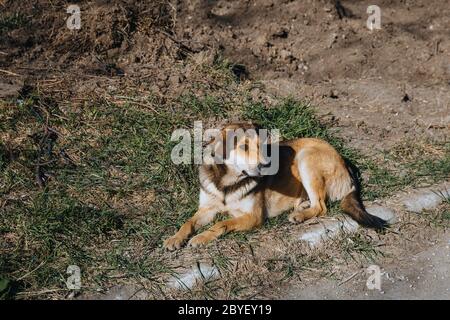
340, 190, 388, 230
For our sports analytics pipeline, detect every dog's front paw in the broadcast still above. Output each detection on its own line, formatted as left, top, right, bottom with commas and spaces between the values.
288, 212, 305, 224
163, 235, 185, 251
188, 233, 213, 248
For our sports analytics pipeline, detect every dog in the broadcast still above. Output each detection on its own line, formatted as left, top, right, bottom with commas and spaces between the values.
163, 122, 387, 250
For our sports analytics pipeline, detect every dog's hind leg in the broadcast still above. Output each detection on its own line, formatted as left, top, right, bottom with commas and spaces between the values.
289, 161, 327, 223
163, 206, 218, 251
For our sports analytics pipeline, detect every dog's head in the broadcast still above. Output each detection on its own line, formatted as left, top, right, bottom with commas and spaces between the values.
205, 122, 272, 177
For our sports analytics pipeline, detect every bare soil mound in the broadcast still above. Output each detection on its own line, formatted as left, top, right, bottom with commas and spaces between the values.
0, 0, 193, 99
175, 0, 450, 150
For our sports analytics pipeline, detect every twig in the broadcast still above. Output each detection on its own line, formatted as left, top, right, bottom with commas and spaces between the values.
16, 288, 68, 297
338, 270, 361, 286
111, 95, 159, 114
157, 29, 200, 54
0, 68, 21, 77
16, 261, 46, 281
128, 287, 146, 300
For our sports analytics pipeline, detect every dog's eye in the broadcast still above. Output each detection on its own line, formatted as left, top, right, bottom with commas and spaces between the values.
239, 144, 249, 151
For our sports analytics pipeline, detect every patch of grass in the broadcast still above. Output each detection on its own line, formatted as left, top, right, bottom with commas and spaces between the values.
0, 12, 28, 35
358, 160, 401, 200
361, 141, 450, 200
339, 233, 383, 263
420, 194, 450, 228
326, 201, 342, 217
0, 90, 238, 298
0, 278, 12, 299
443, 210, 450, 221
242, 99, 352, 156
243, 99, 325, 139
0, 142, 8, 171
264, 212, 289, 228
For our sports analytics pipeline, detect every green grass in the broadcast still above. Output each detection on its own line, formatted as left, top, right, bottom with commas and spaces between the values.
361, 141, 450, 200
1, 67, 449, 298
0, 66, 249, 296
339, 233, 384, 263
0, 12, 28, 35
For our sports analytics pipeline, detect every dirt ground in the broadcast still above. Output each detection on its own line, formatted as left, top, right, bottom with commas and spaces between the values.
0, 0, 449, 299
176, 0, 450, 151
283, 232, 449, 300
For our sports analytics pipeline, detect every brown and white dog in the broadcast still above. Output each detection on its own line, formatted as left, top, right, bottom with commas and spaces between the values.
164, 122, 386, 250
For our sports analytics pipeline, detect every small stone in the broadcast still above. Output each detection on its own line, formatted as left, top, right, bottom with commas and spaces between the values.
328, 33, 338, 48
272, 28, 289, 38
255, 34, 268, 46
167, 263, 220, 290
402, 186, 449, 213
366, 205, 397, 223
280, 49, 293, 60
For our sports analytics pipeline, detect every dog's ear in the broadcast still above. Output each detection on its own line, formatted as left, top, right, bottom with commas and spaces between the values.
208, 122, 265, 161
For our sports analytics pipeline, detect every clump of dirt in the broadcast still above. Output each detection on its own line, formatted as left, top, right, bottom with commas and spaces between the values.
1, 1, 174, 64
0, 0, 195, 99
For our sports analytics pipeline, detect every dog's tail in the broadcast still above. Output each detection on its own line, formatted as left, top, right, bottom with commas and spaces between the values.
340, 190, 388, 230
340, 160, 388, 230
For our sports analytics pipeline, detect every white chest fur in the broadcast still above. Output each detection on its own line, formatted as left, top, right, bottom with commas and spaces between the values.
199, 178, 258, 216
225, 195, 255, 217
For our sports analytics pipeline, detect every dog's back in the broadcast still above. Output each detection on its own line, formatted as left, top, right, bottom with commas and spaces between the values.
262, 138, 353, 217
